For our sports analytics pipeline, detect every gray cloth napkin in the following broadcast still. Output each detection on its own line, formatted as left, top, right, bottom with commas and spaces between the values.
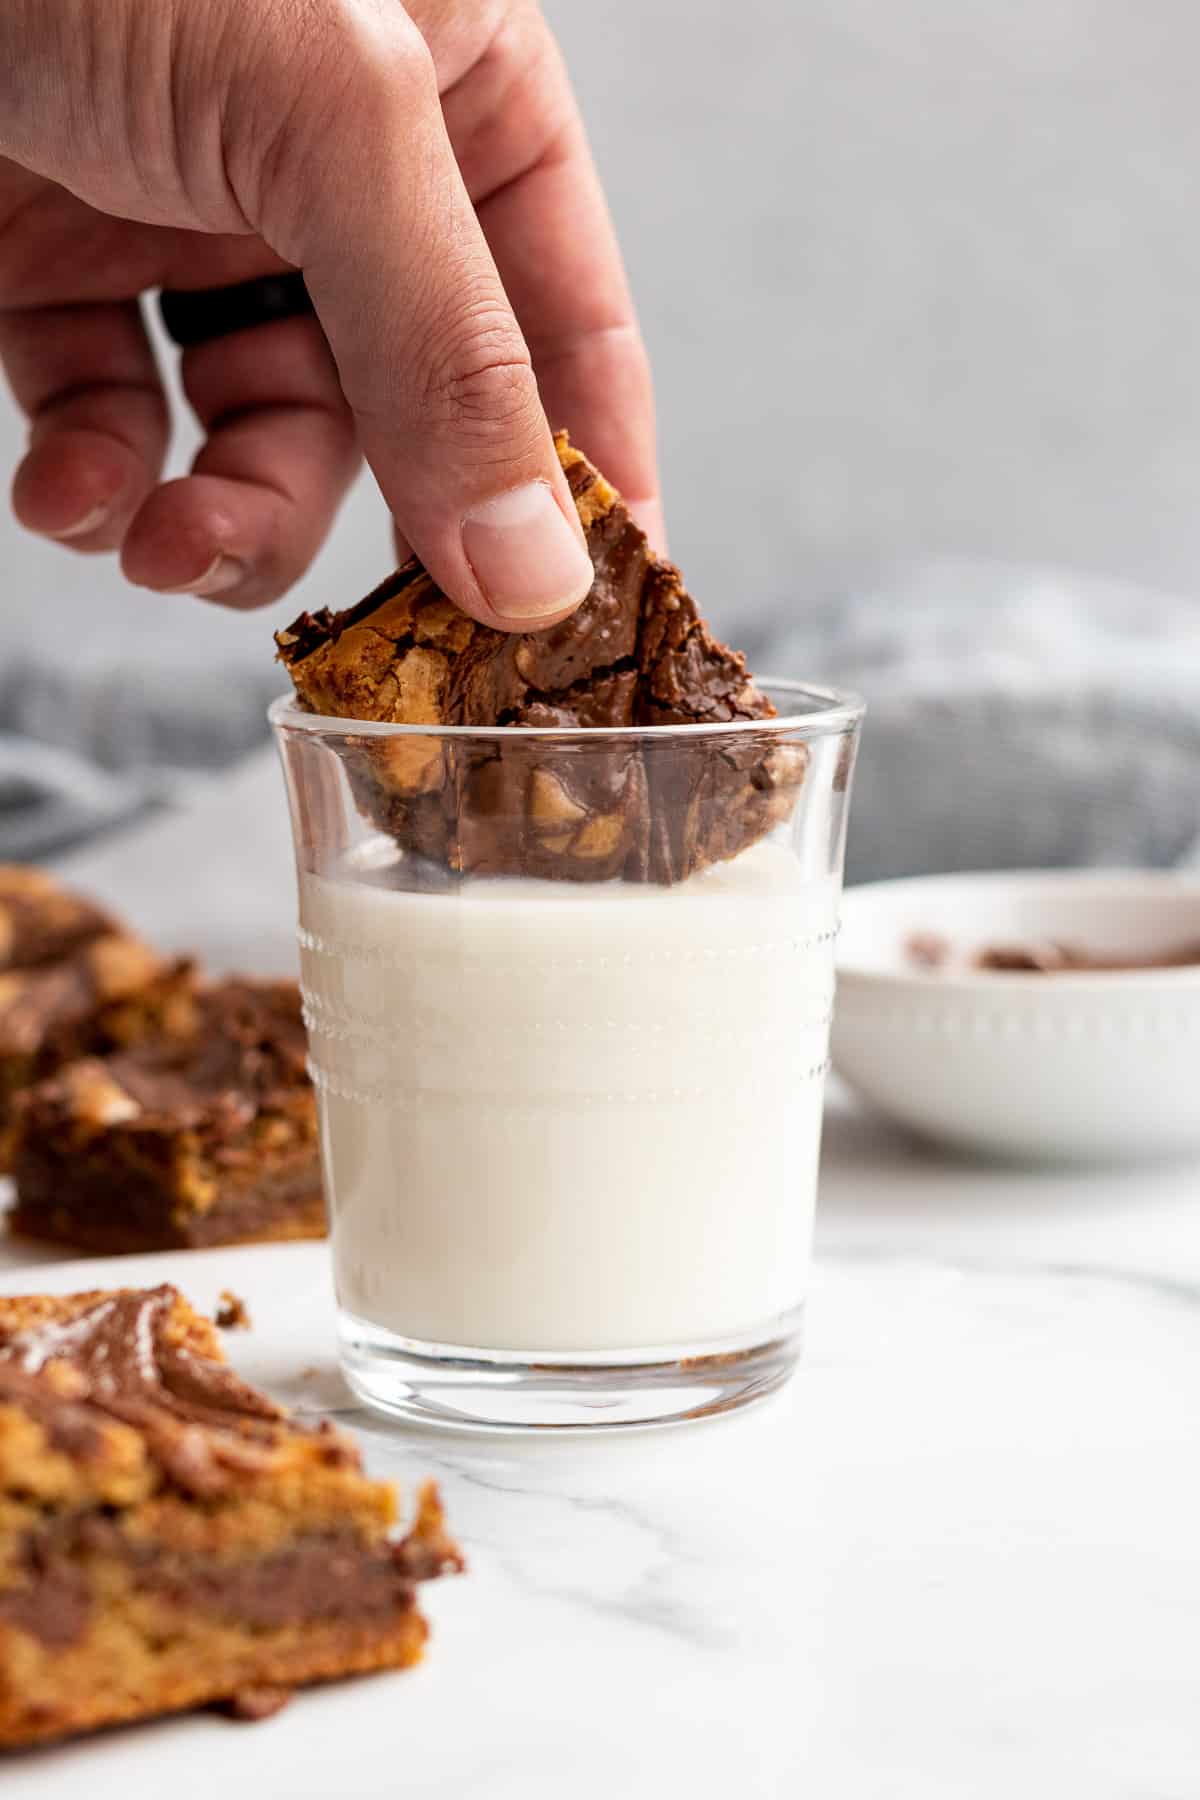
0, 660, 280, 859
742, 559, 1200, 883
0, 733, 148, 860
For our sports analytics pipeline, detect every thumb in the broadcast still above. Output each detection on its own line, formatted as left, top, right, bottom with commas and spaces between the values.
240, 6, 593, 630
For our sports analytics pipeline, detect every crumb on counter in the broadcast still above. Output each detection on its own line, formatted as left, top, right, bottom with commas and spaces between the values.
215, 1289, 252, 1331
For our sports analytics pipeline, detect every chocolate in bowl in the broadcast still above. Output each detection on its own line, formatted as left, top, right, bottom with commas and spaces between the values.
906, 931, 1200, 974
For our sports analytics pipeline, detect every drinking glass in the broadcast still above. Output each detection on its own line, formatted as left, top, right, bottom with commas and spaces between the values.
271, 681, 863, 1429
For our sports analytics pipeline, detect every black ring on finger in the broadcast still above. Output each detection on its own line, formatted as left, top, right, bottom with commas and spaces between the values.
158, 272, 315, 349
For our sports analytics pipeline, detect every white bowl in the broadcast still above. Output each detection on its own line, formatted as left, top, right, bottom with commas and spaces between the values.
833, 871, 1200, 1164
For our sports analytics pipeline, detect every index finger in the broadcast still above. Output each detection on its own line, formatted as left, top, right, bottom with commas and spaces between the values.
447, 18, 664, 549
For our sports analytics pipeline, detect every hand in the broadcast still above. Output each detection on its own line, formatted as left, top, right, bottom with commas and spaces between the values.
0, 0, 661, 629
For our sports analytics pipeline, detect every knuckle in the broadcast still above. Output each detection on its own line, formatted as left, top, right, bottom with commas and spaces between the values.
236, 1, 435, 228
422, 311, 540, 439
306, 0, 435, 105
450, 12, 574, 195
441, 355, 541, 448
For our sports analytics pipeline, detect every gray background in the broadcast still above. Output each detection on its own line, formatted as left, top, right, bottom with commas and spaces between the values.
3, 0, 1200, 872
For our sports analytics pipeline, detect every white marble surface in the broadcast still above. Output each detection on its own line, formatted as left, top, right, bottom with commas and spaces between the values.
3, 755, 1198, 1796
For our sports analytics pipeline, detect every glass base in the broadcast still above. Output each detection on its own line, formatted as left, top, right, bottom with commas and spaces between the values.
338, 1307, 805, 1432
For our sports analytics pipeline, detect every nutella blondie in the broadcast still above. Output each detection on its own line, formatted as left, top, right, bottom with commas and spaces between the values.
276, 433, 805, 884
9, 980, 323, 1253
0, 867, 113, 973
0, 1284, 460, 1746
0, 933, 195, 1168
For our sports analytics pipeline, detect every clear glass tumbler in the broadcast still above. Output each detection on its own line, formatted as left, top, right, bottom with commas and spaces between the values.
271, 682, 863, 1430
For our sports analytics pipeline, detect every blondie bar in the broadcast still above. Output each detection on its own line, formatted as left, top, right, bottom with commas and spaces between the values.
0, 1284, 460, 1746
9, 980, 323, 1252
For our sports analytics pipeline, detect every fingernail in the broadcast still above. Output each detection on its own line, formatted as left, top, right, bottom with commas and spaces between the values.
48, 501, 112, 541
462, 482, 593, 622
159, 554, 247, 597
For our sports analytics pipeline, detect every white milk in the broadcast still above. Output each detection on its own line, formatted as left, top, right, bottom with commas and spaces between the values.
299, 844, 838, 1355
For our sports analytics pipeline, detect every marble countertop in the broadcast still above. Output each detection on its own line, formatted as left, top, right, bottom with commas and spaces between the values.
4, 752, 1198, 1797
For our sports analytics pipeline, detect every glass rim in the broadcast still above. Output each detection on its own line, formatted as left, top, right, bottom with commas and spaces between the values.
268, 677, 865, 745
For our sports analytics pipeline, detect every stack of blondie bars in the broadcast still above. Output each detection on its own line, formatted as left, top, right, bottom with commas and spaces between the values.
0, 866, 325, 1252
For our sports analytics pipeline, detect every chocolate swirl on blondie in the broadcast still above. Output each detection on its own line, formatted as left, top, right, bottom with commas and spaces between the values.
0, 1285, 461, 1746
